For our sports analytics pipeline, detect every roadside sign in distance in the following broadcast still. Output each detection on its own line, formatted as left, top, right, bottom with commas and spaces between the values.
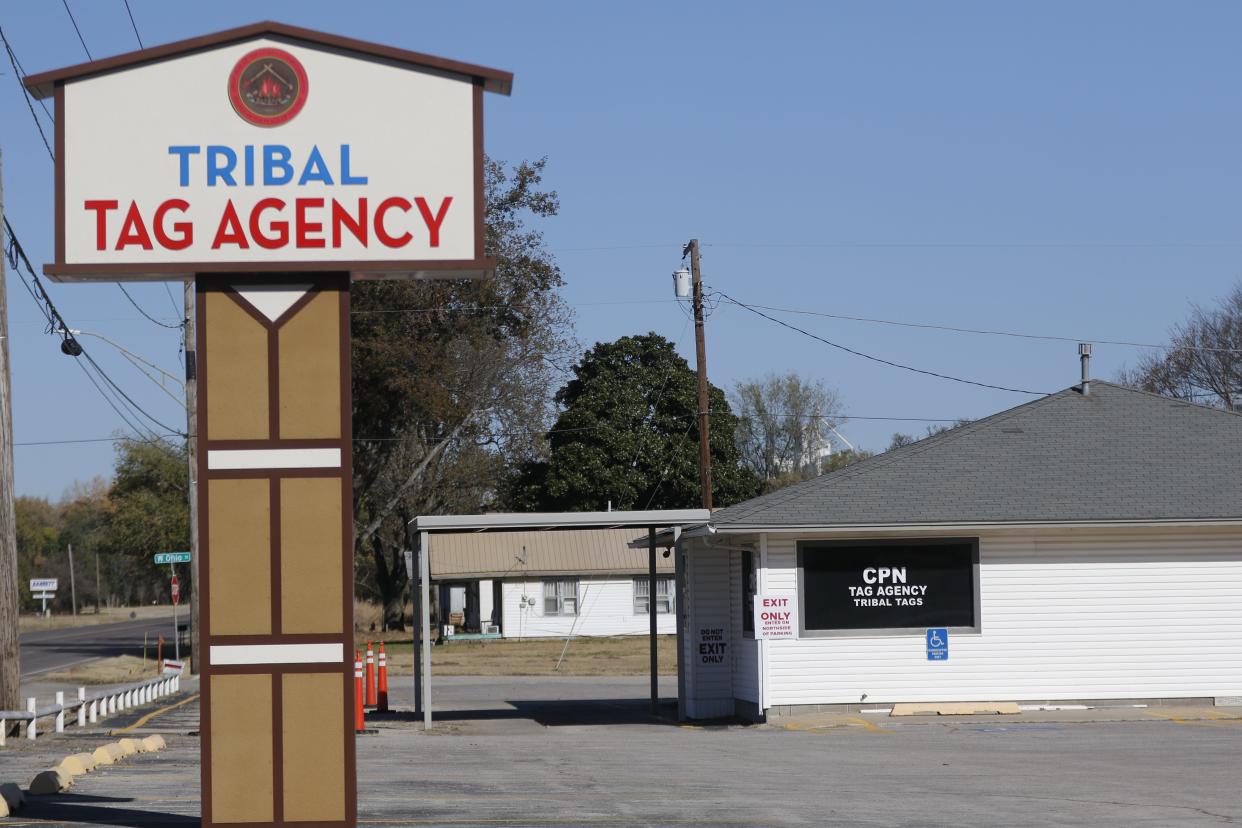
29, 578, 58, 592
154, 552, 192, 565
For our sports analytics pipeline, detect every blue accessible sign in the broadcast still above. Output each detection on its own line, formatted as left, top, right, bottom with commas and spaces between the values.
926, 627, 948, 661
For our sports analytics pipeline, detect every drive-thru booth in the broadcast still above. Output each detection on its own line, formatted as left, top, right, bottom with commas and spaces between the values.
676, 382, 1242, 720
24, 22, 512, 827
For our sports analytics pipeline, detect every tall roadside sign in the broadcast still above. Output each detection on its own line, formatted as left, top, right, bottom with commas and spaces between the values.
24, 23, 512, 827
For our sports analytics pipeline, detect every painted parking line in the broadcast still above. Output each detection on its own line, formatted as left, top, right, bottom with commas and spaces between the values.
781, 716, 894, 735
1143, 710, 1242, 727
111, 692, 200, 734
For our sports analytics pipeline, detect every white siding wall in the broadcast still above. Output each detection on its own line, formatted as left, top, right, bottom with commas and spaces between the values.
478, 579, 495, 628
499, 576, 676, 639
682, 546, 735, 718
759, 529, 1242, 706
731, 550, 760, 703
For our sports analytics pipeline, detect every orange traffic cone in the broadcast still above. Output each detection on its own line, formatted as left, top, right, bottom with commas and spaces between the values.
365, 642, 377, 707
353, 650, 365, 732
377, 642, 389, 713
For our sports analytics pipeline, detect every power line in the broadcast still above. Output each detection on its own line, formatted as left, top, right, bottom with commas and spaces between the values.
0, 26, 54, 162
122, 0, 144, 48
60, 0, 93, 59
722, 297, 1242, 355
116, 284, 183, 329
19, 10, 180, 336
15, 435, 179, 447
349, 298, 679, 315
15, 410, 968, 449
162, 283, 182, 318
5, 217, 187, 437
715, 290, 1051, 396
702, 240, 1242, 250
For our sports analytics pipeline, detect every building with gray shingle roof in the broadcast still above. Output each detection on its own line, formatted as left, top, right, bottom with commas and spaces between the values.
675, 382, 1242, 721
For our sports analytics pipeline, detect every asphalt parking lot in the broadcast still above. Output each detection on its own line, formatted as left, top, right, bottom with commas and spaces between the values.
2, 676, 1240, 827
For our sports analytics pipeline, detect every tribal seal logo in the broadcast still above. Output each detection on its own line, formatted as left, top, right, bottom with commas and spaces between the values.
228, 47, 308, 127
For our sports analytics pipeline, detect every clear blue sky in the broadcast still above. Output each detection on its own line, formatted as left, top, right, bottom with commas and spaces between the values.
1, 1, 1239, 498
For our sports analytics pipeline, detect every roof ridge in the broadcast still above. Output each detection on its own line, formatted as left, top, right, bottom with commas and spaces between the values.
714, 387, 1081, 523
1090, 380, 1242, 419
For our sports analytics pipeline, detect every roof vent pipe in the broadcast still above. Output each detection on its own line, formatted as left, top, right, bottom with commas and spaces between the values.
1078, 343, 1093, 395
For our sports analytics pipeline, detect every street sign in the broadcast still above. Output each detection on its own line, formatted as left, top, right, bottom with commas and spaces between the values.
926, 627, 948, 661
33, 591, 55, 600
171, 575, 181, 605
29, 578, 58, 592
154, 552, 192, 565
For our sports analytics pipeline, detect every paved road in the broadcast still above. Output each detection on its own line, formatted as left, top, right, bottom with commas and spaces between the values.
2, 680, 1240, 827
19, 614, 180, 677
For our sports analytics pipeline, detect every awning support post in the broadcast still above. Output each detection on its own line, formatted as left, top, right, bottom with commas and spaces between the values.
648, 526, 658, 716
420, 529, 432, 730
672, 525, 685, 721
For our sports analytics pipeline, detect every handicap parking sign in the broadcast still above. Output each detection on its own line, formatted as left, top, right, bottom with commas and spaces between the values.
926, 628, 948, 661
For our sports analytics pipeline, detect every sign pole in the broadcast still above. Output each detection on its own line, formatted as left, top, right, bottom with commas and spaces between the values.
172, 562, 179, 662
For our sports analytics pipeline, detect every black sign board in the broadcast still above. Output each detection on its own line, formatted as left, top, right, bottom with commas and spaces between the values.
799, 539, 978, 633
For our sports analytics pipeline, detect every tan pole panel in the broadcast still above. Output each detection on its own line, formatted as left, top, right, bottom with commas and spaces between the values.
198, 278, 355, 827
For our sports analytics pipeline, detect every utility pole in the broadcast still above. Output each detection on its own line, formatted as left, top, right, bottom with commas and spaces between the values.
685, 239, 713, 510
0, 149, 21, 713
184, 282, 199, 673
67, 543, 77, 616
94, 548, 102, 613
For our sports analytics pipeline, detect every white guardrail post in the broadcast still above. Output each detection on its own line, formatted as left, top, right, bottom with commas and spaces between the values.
54, 692, 65, 733
78, 687, 87, 727
26, 698, 36, 740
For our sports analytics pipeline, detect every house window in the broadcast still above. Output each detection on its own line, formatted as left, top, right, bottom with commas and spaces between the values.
742, 549, 757, 633
634, 576, 675, 614
543, 578, 579, 616
797, 538, 980, 637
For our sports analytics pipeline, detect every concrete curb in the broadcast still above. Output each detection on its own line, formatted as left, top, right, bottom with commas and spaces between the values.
0, 782, 27, 817
21, 737, 172, 802
28, 768, 72, 796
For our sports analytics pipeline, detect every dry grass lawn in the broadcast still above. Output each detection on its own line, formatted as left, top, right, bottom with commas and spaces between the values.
368, 635, 678, 677
39, 654, 185, 685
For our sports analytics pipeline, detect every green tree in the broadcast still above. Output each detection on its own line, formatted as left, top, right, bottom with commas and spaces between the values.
99, 440, 190, 606
15, 496, 61, 613
511, 333, 759, 511
58, 480, 111, 611
819, 448, 874, 474
351, 157, 573, 629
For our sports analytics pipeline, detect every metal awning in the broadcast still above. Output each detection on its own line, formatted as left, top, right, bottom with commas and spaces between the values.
409, 509, 709, 729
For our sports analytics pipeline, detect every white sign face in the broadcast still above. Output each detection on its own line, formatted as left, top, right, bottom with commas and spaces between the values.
754, 593, 797, 639
30, 578, 59, 592
58, 38, 481, 276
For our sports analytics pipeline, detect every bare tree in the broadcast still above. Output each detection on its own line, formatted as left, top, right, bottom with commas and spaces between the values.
732, 372, 842, 492
887, 420, 973, 451
1118, 283, 1242, 411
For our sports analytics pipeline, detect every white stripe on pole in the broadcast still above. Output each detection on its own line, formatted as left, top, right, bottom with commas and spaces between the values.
209, 643, 344, 665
